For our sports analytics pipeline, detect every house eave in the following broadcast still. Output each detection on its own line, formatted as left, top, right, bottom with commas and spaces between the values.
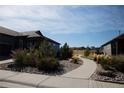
101, 33, 124, 47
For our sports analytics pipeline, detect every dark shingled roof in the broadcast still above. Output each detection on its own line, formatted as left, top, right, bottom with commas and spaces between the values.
0, 26, 22, 36
21, 30, 60, 44
101, 33, 124, 47
0, 26, 60, 45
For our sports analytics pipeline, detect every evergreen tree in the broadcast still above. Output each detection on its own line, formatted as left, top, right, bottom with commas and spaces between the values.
60, 43, 73, 60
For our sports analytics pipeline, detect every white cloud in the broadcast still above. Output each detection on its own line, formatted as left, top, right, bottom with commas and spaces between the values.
0, 5, 124, 34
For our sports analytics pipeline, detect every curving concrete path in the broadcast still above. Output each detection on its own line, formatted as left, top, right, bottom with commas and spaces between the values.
62, 57, 97, 79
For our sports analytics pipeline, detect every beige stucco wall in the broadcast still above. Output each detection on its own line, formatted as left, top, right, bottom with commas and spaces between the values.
103, 44, 112, 55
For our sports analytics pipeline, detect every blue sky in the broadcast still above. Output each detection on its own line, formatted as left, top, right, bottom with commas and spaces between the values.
0, 5, 124, 47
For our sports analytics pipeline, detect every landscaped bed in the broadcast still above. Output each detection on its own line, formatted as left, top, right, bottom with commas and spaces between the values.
0, 59, 83, 76
90, 64, 124, 84
90, 55, 124, 84
0, 42, 83, 76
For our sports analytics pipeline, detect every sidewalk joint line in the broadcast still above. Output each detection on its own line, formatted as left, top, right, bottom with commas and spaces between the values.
59, 76, 89, 80
36, 76, 51, 88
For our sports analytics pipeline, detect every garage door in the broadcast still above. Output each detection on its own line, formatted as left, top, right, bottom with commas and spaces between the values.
0, 44, 11, 56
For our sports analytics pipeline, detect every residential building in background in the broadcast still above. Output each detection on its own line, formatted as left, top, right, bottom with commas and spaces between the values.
101, 33, 124, 56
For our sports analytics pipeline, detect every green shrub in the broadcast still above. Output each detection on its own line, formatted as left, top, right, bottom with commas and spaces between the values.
68, 49, 73, 58
60, 43, 73, 60
37, 57, 60, 71
23, 52, 36, 67
11, 40, 61, 72
36, 41, 61, 72
11, 49, 26, 68
38, 40, 55, 58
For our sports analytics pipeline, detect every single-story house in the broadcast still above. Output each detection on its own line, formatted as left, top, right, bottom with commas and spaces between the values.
101, 33, 124, 56
0, 26, 60, 56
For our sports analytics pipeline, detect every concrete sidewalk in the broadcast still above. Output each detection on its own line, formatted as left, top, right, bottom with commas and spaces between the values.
0, 70, 124, 88
0, 70, 50, 87
0, 59, 13, 64
62, 57, 97, 79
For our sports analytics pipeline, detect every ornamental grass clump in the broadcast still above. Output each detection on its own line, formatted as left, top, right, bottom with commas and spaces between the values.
94, 54, 111, 64
98, 55, 124, 72
71, 56, 79, 64
111, 55, 124, 72
99, 56, 112, 70
94, 54, 124, 72
93, 54, 113, 70
11, 49, 27, 71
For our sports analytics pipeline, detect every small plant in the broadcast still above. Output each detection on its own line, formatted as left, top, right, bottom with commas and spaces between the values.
71, 57, 79, 64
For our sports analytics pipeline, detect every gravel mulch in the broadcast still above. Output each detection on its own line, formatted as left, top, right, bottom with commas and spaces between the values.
59, 60, 83, 73
90, 64, 124, 84
0, 59, 83, 76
